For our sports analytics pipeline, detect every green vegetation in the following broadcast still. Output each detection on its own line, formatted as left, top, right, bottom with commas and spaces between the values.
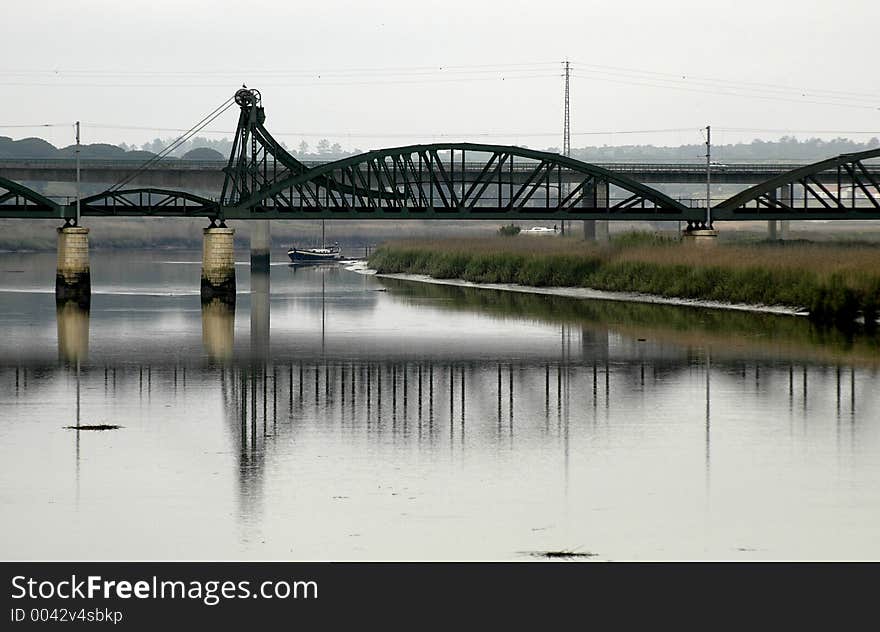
368, 232, 880, 328
497, 224, 521, 236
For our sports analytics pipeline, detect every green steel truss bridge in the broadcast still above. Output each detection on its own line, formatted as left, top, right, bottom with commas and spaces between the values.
1, 88, 878, 226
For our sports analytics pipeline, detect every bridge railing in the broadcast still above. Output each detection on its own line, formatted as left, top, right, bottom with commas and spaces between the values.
8, 158, 877, 175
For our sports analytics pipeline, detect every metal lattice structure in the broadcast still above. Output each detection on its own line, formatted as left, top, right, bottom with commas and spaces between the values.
79, 188, 219, 217
224, 141, 691, 220
220, 88, 309, 208
713, 148, 880, 220
209, 88, 689, 221
0, 175, 60, 218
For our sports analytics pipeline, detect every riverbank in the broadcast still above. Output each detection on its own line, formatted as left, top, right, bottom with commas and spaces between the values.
367, 234, 880, 327
374, 274, 880, 367
374, 271, 804, 316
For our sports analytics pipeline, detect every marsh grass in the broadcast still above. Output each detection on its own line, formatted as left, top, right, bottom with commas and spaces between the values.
369, 232, 880, 327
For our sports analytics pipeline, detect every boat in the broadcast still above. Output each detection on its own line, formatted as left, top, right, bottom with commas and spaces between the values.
522, 226, 559, 235
287, 243, 342, 263
287, 220, 343, 264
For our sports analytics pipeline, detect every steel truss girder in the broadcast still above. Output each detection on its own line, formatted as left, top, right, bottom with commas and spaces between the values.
232, 143, 689, 216
714, 148, 880, 218
77, 188, 218, 217
0, 175, 61, 217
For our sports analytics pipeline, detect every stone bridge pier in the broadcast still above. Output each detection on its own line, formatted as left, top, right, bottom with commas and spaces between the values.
56, 226, 91, 305
201, 226, 236, 302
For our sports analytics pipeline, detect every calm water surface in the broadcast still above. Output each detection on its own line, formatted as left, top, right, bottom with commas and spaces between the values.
1, 249, 879, 560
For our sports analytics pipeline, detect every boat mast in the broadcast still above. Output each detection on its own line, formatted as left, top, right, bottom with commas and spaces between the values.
321, 219, 325, 247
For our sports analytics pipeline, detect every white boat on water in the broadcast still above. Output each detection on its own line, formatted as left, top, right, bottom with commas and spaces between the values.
522, 226, 559, 235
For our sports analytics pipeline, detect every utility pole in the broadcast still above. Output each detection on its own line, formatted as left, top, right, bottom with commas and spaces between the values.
75, 121, 81, 226
562, 60, 571, 235
705, 124, 711, 228
563, 60, 571, 158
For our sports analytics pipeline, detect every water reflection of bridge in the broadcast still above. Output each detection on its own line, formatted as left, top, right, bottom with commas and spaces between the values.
3, 355, 867, 446
3, 342, 871, 542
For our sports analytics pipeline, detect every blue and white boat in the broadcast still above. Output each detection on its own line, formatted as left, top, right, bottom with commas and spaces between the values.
287, 243, 342, 263
287, 220, 342, 263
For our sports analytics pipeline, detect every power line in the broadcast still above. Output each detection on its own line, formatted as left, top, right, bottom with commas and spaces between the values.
0, 61, 561, 77
4, 58, 878, 100
570, 60, 880, 101
2, 57, 877, 105
0, 123, 72, 128
0, 73, 558, 90
79, 123, 701, 139
569, 72, 879, 110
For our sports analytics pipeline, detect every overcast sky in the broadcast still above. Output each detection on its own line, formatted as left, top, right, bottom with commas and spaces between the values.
1, 0, 878, 152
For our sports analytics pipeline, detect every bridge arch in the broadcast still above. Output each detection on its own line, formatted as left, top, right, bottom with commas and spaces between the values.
0, 176, 60, 218
79, 188, 219, 217
714, 148, 880, 220
228, 142, 691, 221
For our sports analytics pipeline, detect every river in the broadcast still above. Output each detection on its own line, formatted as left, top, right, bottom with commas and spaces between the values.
1, 249, 878, 560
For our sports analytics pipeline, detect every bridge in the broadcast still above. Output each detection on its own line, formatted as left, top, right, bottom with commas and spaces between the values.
1, 88, 878, 224
1, 88, 878, 304
5, 158, 875, 189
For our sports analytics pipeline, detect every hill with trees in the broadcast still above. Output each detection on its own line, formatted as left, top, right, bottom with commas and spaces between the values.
1, 134, 877, 163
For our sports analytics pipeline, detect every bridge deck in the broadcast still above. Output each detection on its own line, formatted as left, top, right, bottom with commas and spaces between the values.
4, 204, 880, 222
3, 158, 877, 186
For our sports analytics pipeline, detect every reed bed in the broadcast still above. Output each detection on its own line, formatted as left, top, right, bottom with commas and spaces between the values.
368, 233, 880, 327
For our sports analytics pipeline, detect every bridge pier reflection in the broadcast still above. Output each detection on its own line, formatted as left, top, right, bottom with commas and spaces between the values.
56, 297, 89, 364
201, 298, 235, 361
250, 221, 270, 270
250, 253, 270, 361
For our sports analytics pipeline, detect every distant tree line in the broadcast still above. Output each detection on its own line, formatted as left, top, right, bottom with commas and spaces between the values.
568, 136, 880, 163
120, 136, 363, 161
1, 134, 877, 163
